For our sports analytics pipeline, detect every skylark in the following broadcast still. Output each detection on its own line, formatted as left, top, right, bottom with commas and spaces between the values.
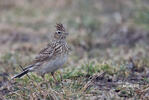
12, 23, 70, 80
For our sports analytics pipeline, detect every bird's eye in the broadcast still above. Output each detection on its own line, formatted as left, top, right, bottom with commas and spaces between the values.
57, 31, 61, 34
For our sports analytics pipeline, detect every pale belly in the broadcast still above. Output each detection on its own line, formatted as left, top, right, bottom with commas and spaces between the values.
37, 54, 68, 75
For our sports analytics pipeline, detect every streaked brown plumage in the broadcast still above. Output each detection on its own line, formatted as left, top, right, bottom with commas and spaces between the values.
12, 23, 70, 79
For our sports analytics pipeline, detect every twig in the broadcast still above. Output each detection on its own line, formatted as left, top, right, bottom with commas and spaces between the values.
19, 65, 31, 79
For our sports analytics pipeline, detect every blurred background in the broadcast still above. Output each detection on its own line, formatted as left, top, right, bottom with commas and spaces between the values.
0, 0, 149, 99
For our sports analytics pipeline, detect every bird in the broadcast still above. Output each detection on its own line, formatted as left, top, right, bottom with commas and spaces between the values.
11, 23, 70, 81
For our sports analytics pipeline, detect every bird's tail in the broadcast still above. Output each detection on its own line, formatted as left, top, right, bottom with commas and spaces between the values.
11, 69, 29, 79
11, 64, 34, 79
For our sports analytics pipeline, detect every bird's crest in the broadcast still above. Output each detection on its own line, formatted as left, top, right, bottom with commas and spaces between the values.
56, 23, 65, 32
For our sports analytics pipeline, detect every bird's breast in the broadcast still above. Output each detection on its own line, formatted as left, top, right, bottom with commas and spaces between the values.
38, 54, 68, 74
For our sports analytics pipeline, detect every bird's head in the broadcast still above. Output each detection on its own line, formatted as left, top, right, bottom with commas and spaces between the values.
54, 23, 68, 41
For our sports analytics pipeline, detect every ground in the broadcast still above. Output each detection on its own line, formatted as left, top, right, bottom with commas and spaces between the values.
0, 0, 149, 100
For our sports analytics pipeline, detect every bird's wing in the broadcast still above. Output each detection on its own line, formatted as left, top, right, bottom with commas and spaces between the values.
34, 42, 63, 63
34, 43, 54, 63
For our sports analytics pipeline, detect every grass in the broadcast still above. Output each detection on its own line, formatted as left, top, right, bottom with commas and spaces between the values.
2, 60, 148, 99
4, 62, 100, 99
1, 61, 115, 99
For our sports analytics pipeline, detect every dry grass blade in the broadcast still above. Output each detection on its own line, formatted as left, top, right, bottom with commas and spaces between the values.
19, 65, 31, 79
81, 72, 105, 92
138, 85, 149, 94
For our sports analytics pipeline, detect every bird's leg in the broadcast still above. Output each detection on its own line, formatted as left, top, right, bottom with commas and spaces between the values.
51, 72, 57, 83
59, 71, 63, 86
59, 71, 63, 82
41, 74, 46, 81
